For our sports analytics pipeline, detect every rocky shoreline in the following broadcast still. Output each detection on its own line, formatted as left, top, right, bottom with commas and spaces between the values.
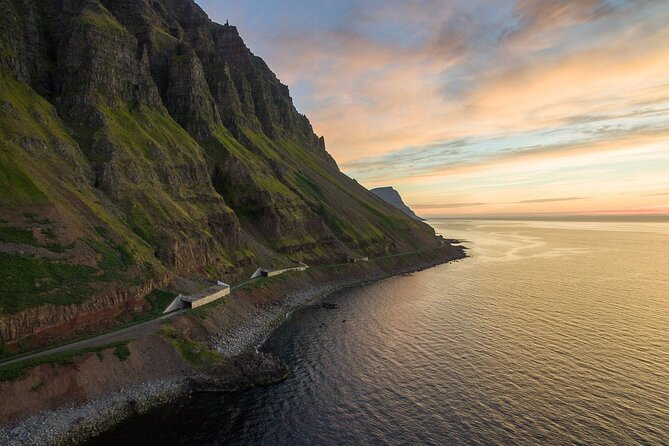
0, 378, 190, 446
0, 247, 464, 446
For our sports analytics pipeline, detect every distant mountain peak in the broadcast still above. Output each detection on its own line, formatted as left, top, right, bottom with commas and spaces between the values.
371, 187, 423, 221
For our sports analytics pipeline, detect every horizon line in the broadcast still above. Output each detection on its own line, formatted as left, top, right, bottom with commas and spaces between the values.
424, 212, 669, 220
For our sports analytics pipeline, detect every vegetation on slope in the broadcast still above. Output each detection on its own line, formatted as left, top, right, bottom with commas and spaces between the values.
0, 341, 131, 382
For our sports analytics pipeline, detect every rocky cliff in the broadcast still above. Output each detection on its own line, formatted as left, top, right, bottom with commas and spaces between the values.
0, 0, 443, 347
371, 187, 423, 221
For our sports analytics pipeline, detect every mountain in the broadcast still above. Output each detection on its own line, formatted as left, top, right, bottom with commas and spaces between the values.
371, 187, 423, 221
0, 0, 443, 346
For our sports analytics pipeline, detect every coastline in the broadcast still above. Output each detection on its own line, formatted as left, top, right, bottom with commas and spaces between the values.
0, 245, 465, 446
212, 245, 466, 359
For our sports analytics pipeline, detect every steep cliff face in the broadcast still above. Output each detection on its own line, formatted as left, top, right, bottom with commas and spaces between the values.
371, 187, 424, 221
0, 0, 443, 346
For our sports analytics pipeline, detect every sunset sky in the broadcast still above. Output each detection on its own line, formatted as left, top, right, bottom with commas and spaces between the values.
197, 0, 669, 217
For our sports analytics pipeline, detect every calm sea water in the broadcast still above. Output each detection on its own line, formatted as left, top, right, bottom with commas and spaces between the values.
90, 219, 669, 445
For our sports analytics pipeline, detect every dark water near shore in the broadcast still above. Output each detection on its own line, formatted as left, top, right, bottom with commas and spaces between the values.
90, 219, 669, 445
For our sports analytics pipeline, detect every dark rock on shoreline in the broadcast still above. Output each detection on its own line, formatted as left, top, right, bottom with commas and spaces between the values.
234, 351, 291, 387
190, 351, 290, 393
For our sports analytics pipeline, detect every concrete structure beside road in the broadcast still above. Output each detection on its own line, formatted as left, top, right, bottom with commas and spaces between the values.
250, 263, 309, 279
163, 282, 230, 313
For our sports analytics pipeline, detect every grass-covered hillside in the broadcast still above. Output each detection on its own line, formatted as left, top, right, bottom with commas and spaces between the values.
0, 0, 443, 346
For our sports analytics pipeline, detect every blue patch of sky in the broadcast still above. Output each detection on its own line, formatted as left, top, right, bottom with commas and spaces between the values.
196, 0, 358, 29
344, 106, 669, 184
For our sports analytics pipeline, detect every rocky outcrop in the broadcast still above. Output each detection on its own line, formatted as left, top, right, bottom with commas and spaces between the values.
0, 0, 49, 88
371, 186, 424, 220
190, 351, 290, 392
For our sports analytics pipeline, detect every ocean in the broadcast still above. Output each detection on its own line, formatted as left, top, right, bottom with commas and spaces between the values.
88, 218, 669, 445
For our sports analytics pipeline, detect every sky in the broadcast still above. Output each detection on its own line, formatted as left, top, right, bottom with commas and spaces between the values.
196, 0, 669, 217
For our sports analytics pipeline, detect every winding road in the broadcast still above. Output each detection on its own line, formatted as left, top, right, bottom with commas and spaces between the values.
0, 278, 263, 368
0, 247, 444, 369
